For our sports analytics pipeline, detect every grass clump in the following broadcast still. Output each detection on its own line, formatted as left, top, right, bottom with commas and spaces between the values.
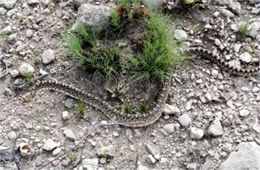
75, 99, 86, 117
24, 72, 34, 83
0, 33, 8, 40
128, 12, 184, 82
65, 24, 122, 83
137, 100, 151, 113
237, 21, 249, 38
65, 6, 187, 85
111, 0, 141, 28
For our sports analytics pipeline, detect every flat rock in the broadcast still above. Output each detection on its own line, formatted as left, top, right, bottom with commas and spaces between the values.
163, 104, 180, 115
96, 145, 116, 158
146, 144, 160, 160
82, 158, 99, 170
218, 142, 260, 170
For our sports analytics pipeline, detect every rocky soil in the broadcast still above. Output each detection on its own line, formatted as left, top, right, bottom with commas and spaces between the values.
0, 0, 260, 170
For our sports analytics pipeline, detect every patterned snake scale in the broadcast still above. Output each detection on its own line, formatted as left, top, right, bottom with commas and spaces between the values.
32, 47, 260, 127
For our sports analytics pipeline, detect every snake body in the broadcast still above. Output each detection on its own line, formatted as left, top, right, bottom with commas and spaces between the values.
32, 47, 259, 127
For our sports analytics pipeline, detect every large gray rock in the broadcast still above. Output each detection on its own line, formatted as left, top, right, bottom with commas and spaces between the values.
74, 4, 112, 30
248, 21, 260, 39
0, 0, 17, 9
228, 2, 241, 15
249, 0, 260, 5
141, 0, 165, 10
73, 0, 88, 9
215, 0, 233, 5
218, 142, 260, 170
220, 9, 235, 18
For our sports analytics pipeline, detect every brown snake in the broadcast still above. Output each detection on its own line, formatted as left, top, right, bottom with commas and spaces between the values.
31, 47, 259, 127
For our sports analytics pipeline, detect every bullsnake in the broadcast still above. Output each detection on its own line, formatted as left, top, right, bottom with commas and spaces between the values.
31, 47, 259, 127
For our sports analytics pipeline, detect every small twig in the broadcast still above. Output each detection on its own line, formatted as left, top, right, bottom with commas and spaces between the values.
12, 133, 23, 170
37, 117, 101, 170
0, 58, 9, 79
69, 117, 100, 170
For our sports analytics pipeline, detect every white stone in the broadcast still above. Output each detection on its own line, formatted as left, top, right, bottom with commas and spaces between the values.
220, 9, 235, 18
18, 62, 35, 76
27, 0, 39, 4
96, 145, 116, 158
26, 29, 33, 38
42, 139, 59, 151
41, 0, 49, 5
10, 69, 19, 77
1, 25, 12, 34
163, 104, 180, 115
52, 148, 61, 156
208, 118, 224, 137
146, 144, 160, 160
228, 2, 241, 15
190, 127, 204, 140
42, 49, 55, 64
4, 88, 12, 96
252, 124, 260, 134
178, 114, 192, 128
62, 111, 70, 120
163, 124, 175, 134
239, 109, 250, 117
174, 29, 188, 41
63, 129, 76, 141
7, 131, 17, 140
82, 158, 99, 170
239, 52, 252, 63
147, 155, 156, 164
